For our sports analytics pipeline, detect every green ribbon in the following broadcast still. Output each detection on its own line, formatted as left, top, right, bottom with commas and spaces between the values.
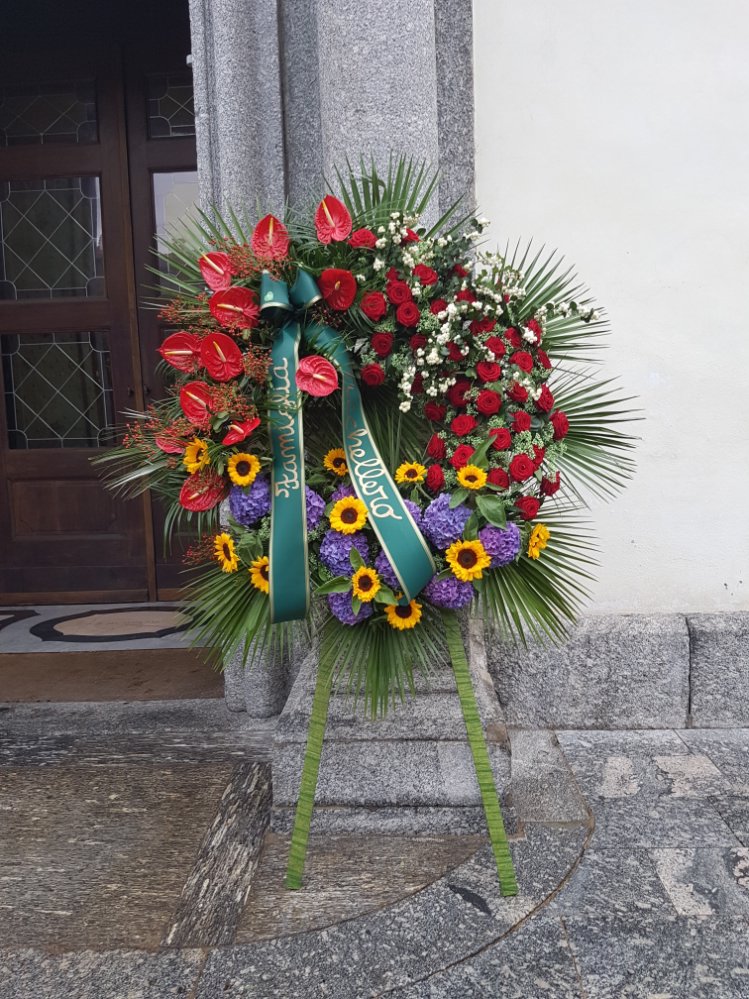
261, 269, 435, 623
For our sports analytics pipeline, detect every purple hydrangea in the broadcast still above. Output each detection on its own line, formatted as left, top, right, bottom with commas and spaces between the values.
403, 499, 425, 534
306, 487, 326, 530
229, 476, 271, 526
422, 493, 471, 550
423, 574, 474, 610
479, 523, 521, 567
331, 483, 356, 502
328, 590, 373, 626
319, 529, 370, 576
374, 550, 400, 590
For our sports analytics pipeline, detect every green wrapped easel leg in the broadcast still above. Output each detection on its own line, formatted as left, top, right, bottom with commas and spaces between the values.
285, 620, 336, 889
444, 612, 518, 897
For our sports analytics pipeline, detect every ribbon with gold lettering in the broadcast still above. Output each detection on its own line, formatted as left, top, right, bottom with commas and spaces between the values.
261, 269, 435, 622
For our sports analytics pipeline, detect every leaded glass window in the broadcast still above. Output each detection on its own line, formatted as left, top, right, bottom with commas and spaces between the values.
0, 80, 97, 146
146, 72, 195, 139
152, 170, 199, 288
1, 332, 115, 449
0, 176, 105, 300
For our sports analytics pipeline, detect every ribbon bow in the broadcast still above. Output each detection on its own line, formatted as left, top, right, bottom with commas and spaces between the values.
260, 270, 435, 623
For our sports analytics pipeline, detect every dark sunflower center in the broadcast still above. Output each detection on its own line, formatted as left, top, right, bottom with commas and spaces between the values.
457, 549, 478, 569
358, 575, 373, 591
395, 606, 413, 619
405, 468, 418, 478
222, 544, 232, 560
235, 460, 250, 477
333, 457, 345, 468
341, 507, 358, 524
260, 564, 269, 580
465, 473, 478, 483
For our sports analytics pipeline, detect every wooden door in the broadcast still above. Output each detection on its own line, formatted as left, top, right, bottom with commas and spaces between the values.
0, 49, 151, 602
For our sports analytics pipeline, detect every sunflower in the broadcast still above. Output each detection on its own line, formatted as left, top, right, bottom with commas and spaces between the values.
445, 538, 492, 582
528, 523, 551, 560
228, 452, 260, 487
214, 532, 239, 573
395, 462, 426, 485
250, 555, 270, 593
183, 437, 210, 474
457, 465, 487, 490
329, 496, 367, 534
323, 447, 348, 477
351, 566, 381, 603
385, 598, 423, 630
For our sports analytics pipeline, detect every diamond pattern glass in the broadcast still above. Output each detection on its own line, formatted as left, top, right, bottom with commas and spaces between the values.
0, 80, 98, 147
147, 72, 195, 139
1, 332, 115, 449
0, 176, 105, 301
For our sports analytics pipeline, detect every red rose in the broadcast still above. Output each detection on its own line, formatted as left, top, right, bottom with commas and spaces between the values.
447, 342, 465, 362
360, 363, 385, 386
510, 351, 533, 373
348, 227, 377, 249
453, 264, 469, 278
485, 336, 506, 358
509, 454, 535, 482
508, 382, 528, 404
536, 385, 555, 412
424, 402, 447, 422
447, 379, 471, 408
476, 361, 501, 383
396, 301, 421, 327
487, 467, 510, 489
537, 349, 552, 370
450, 444, 475, 468
451, 414, 477, 436
430, 298, 447, 315
426, 464, 445, 492
386, 280, 412, 305
541, 472, 561, 496
476, 390, 501, 416
371, 332, 394, 358
360, 291, 388, 322
515, 496, 540, 520
410, 334, 427, 351
512, 411, 532, 433
550, 411, 570, 440
455, 288, 476, 303
403, 229, 420, 243
489, 427, 512, 450
526, 318, 543, 343
413, 263, 438, 286
411, 373, 424, 395
532, 445, 546, 468
427, 433, 446, 459
319, 268, 357, 311
504, 327, 522, 348
469, 317, 496, 336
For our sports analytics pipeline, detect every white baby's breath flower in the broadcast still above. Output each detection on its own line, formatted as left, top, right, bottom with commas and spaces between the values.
373, 257, 385, 271
375, 237, 387, 249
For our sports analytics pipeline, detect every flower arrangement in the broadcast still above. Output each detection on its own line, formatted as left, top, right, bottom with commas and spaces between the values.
98, 157, 635, 893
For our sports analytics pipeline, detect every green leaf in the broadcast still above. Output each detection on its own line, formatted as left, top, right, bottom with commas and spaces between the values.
476, 493, 507, 527
349, 546, 364, 571
375, 587, 399, 605
351, 595, 362, 615
450, 488, 469, 508
464, 511, 479, 540
315, 576, 351, 595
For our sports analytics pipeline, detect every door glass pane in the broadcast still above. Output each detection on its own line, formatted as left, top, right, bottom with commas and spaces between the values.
0, 176, 105, 300
152, 170, 199, 287
146, 72, 195, 139
1, 332, 115, 449
0, 80, 98, 147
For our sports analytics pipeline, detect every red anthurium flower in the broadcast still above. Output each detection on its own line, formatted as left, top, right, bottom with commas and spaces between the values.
155, 434, 186, 454
319, 268, 357, 311
209, 287, 260, 329
199, 252, 234, 291
179, 381, 213, 428
251, 214, 290, 260
179, 469, 227, 512
222, 417, 261, 445
314, 195, 352, 244
295, 355, 339, 397
200, 332, 243, 382
159, 331, 202, 373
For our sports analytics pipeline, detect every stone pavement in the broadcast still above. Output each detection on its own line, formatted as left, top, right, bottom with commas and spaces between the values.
1, 703, 749, 998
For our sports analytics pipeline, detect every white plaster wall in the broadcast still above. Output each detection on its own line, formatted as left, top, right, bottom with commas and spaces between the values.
473, 0, 749, 613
